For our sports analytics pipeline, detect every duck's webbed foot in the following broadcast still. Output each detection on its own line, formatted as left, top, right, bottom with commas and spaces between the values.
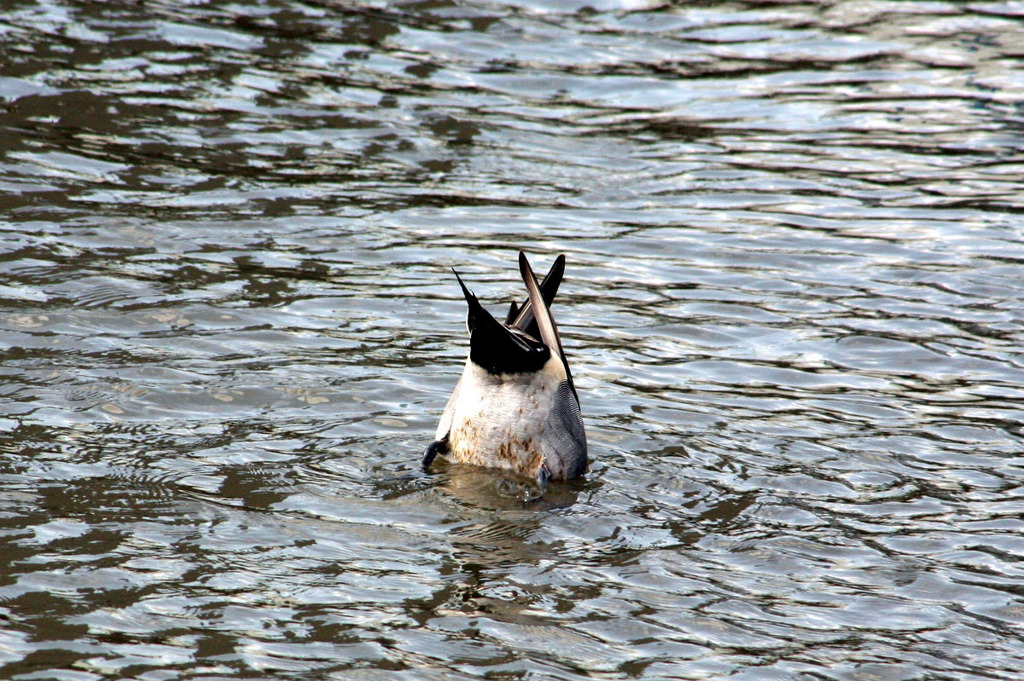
422, 437, 449, 470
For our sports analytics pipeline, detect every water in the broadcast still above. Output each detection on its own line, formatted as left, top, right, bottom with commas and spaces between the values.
2, 1, 1024, 679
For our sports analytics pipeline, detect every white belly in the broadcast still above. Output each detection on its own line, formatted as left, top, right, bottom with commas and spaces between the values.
438, 358, 567, 478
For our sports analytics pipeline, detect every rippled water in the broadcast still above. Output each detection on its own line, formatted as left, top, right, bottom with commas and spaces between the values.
3, 1, 1024, 679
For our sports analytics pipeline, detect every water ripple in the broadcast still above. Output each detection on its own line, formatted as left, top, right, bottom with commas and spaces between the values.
3, 1, 1024, 679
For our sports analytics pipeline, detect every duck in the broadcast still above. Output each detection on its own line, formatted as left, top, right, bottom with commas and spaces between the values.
423, 251, 587, 482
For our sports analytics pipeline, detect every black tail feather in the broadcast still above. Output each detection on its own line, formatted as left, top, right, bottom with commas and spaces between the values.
454, 268, 550, 375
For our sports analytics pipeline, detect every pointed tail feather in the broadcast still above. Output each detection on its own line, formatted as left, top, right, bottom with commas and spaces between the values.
519, 251, 577, 400
511, 254, 565, 338
454, 267, 550, 374
504, 300, 519, 325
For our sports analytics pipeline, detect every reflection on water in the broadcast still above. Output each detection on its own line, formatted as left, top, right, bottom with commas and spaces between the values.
3, 1, 1024, 679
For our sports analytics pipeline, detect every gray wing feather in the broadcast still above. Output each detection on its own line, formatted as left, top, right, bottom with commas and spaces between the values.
543, 381, 588, 480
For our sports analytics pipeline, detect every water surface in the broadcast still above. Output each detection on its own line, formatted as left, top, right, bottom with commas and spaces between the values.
2, 1, 1024, 679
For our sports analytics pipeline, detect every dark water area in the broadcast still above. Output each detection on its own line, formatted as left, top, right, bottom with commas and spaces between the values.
2, 1, 1024, 679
